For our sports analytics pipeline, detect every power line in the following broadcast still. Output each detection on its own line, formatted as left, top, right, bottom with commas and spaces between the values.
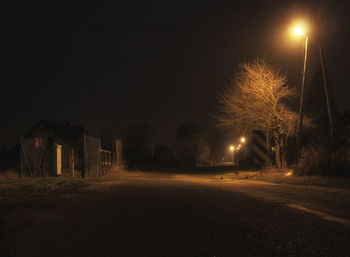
3, 16, 254, 31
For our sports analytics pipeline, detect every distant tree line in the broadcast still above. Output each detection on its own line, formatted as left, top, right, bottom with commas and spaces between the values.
121, 121, 211, 168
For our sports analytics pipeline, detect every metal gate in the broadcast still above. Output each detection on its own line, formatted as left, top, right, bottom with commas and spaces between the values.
100, 149, 112, 176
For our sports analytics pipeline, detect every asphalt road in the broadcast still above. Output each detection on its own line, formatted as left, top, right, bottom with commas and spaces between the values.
1, 172, 350, 257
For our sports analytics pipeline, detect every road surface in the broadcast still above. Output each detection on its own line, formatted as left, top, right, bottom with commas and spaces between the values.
1, 172, 350, 257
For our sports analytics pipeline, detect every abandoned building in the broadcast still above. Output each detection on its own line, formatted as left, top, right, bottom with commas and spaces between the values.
20, 120, 122, 177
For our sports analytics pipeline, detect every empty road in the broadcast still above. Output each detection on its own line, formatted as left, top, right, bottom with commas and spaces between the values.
1, 172, 350, 257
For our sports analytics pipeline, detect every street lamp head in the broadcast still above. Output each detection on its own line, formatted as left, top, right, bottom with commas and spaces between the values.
294, 27, 304, 36
240, 137, 246, 143
290, 19, 309, 39
229, 145, 234, 151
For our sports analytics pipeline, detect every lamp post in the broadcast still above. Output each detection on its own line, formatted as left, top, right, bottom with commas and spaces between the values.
236, 145, 240, 171
292, 20, 335, 170
294, 26, 309, 169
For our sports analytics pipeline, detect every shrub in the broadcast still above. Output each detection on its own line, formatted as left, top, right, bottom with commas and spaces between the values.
296, 146, 330, 176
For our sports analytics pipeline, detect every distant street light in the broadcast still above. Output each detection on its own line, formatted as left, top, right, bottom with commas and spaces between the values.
229, 138, 246, 171
293, 24, 309, 169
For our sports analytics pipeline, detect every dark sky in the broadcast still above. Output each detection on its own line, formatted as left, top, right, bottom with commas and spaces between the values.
2, 0, 350, 147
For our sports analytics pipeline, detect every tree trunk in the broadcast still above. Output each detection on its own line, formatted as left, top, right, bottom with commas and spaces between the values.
265, 130, 271, 166
280, 135, 287, 169
284, 135, 288, 168
274, 131, 281, 169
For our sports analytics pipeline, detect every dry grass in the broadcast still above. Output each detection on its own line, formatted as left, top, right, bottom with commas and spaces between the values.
0, 169, 19, 182
257, 173, 350, 189
0, 166, 128, 205
110, 165, 126, 175
0, 174, 88, 205
215, 169, 350, 189
103, 165, 128, 181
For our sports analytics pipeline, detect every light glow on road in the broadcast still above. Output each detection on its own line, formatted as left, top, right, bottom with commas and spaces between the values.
285, 171, 293, 177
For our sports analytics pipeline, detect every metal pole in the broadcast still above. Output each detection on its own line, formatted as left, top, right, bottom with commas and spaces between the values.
82, 134, 86, 178
231, 150, 234, 166
319, 43, 335, 166
295, 34, 309, 169
19, 136, 23, 178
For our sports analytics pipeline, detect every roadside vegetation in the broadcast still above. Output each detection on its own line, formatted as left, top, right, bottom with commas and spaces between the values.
0, 167, 125, 205
215, 170, 350, 189
215, 59, 349, 176
0, 171, 87, 205
216, 59, 313, 169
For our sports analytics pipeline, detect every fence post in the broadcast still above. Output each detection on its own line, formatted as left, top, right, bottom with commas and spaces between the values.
81, 134, 86, 178
19, 137, 23, 178
116, 139, 123, 167
48, 137, 56, 176
98, 138, 102, 176
70, 149, 75, 177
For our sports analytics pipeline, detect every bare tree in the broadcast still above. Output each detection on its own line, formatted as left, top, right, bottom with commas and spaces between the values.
216, 59, 312, 169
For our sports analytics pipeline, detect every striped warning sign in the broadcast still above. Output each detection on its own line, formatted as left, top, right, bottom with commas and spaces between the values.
252, 130, 267, 165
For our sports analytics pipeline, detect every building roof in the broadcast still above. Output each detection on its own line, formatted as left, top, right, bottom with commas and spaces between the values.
26, 120, 86, 147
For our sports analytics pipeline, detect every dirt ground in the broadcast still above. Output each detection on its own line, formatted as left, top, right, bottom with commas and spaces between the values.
1, 171, 350, 257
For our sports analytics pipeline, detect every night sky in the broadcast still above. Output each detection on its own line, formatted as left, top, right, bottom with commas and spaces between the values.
2, 0, 350, 147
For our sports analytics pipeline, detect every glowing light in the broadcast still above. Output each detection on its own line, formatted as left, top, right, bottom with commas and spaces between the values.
287, 19, 309, 43
285, 171, 293, 177
289, 19, 308, 38
229, 145, 234, 151
294, 27, 304, 36
240, 137, 246, 143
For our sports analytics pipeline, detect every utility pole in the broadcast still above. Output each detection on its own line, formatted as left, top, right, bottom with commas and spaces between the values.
295, 34, 309, 169
319, 43, 335, 166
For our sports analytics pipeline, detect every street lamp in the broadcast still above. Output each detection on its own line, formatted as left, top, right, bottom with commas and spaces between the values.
240, 137, 246, 143
294, 25, 309, 169
294, 27, 304, 36
291, 20, 335, 168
